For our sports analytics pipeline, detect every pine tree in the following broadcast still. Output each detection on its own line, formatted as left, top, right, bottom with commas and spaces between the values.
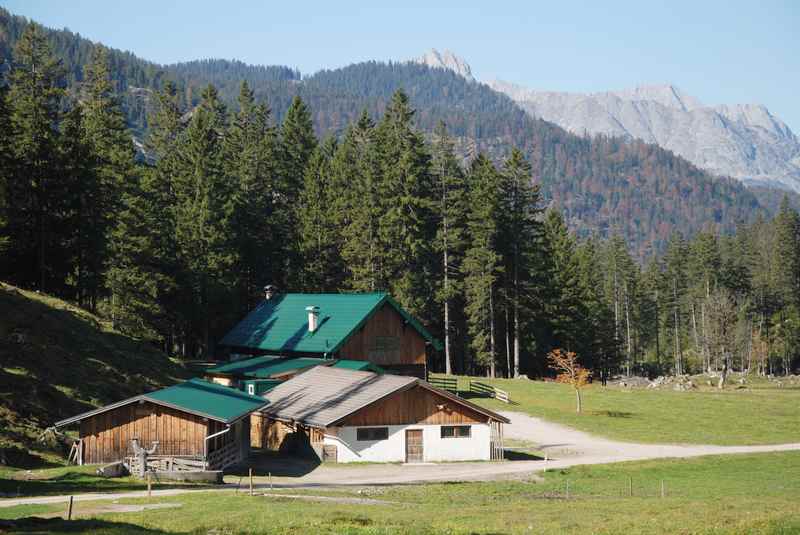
375, 90, 436, 318
105, 81, 182, 346
498, 148, 543, 377
463, 154, 503, 376
337, 110, 385, 292
224, 81, 280, 307
0, 85, 12, 255
4, 23, 66, 292
173, 84, 237, 357
279, 95, 317, 289
663, 233, 689, 374
79, 45, 135, 309
297, 136, 345, 292
431, 122, 467, 374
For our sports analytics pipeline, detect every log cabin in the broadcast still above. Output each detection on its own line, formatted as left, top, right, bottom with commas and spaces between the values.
217, 290, 441, 379
254, 366, 509, 463
53, 379, 267, 469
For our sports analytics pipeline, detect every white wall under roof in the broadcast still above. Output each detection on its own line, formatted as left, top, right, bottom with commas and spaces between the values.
324, 423, 491, 463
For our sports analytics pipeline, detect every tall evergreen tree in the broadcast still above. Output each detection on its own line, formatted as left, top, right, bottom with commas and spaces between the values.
498, 148, 543, 377
79, 45, 135, 308
173, 84, 237, 357
375, 90, 436, 318
224, 81, 280, 308
463, 154, 503, 376
4, 23, 66, 292
431, 121, 467, 374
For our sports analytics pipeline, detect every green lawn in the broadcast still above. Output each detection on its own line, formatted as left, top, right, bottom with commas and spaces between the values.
445, 375, 800, 445
2, 452, 799, 534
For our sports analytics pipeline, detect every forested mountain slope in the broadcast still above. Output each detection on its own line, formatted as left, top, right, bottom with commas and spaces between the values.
0, 7, 765, 257
0, 282, 189, 465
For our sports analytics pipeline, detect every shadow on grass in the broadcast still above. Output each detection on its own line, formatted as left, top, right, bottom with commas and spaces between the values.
0, 517, 173, 534
0, 472, 204, 498
226, 450, 320, 478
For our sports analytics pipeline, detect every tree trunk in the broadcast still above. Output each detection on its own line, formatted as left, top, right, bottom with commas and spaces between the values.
624, 280, 632, 376
489, 288, 496, 379
717, 350, 728, 389
505, 307, 511, 378
443, 248, 452, 375
513, 295, 520, 378
575, 388, 582, 413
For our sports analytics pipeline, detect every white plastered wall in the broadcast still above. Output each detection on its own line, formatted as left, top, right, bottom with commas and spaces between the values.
323, 423, 492, 463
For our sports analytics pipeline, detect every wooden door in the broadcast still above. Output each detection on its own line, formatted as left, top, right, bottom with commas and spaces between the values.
405, 429, 423, 463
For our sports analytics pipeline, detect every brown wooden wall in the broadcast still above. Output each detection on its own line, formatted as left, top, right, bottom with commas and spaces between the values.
78, 401, 212, 464
339, 385, 489, 427
338, 303, 426, 366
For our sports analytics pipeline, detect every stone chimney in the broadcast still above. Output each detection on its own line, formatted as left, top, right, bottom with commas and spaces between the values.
264, 285, 278, 301
306, 305, 320, 333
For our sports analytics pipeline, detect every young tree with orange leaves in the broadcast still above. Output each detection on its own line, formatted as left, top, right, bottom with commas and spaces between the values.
548, 349, 591, 413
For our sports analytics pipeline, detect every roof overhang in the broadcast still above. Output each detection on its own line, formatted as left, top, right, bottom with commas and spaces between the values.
54, 394, 268, 428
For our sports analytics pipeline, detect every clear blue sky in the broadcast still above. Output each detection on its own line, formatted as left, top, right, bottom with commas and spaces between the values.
2, 0, 798, 131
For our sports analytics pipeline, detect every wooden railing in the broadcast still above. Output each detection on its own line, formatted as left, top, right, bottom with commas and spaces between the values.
428, 375, 458, 394
126, 455, 206, 475
470, 381, 510, 404
206, 440, 241, 470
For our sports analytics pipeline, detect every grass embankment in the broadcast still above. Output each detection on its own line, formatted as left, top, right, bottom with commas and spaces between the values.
443, 375, 800, 446
2, 452, 799, 533
0, 282, 191, 466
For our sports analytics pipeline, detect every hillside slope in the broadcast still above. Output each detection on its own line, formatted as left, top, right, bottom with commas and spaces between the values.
0, 282, 189, 465
0, 8, 768, 257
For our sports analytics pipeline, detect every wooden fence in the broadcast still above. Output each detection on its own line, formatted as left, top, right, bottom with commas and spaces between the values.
428, 375, 458, 394
470, 381, 510, 403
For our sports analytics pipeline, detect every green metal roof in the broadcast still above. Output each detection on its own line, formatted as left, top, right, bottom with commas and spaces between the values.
207, 356, 326, 378
332, 360, 385, 373
54, 378, 268, 428
218, 292, 441, 354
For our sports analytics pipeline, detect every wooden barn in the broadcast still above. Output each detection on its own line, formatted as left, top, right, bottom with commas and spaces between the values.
217, 291, 441, 378
54, 379, 267, 469
254, 366, 509, 463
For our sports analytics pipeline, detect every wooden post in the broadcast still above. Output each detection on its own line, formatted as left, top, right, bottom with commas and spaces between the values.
543, 452, 548, 472
565, 480, 570, 499
628, 476, 633, 497
249, 468, 253, 496
66, 496, 74, 520
661, 480, 665, 498
147, 472, 152, 498
269, 472, 272, 490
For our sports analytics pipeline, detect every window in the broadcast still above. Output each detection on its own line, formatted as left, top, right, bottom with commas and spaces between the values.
247, 384, 255, 395
356, 427, 389, 441
441, 425, 471, 439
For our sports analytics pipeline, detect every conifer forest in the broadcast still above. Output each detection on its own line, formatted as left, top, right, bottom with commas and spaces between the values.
1, 23, 798, 381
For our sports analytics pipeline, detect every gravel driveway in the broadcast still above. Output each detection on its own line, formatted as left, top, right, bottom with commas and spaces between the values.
3, 411, 799, 508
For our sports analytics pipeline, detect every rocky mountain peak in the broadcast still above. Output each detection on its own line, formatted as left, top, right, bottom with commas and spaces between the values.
415, 49, 474, 81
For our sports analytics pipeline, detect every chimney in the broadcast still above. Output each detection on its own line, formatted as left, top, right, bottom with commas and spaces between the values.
264, 285, 278, 301
306, 306, 320, 333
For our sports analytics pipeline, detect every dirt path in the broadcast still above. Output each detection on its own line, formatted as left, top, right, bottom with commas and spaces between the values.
3, 411, 799, 509
499, 410, 800, 467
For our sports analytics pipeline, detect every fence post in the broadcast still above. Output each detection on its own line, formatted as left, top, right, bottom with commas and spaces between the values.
628, 476, 633, 497
147, 472, 152, 498
661, 480, 665, 498
565, 480, 570, 499
249, 468, 253, 496
269, 472, 273, 491
66, 495, 74, 520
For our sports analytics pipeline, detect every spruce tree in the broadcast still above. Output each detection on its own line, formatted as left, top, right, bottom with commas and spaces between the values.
173, 84, 237, 357
463, 154, 503, 376
375, 90, 436, 318
224, 81, 280, 307
79, 45, 135, 308
0, 85, 11, 255
279, 95, 317, 289
431, 122, 467, 374
498, 148, 543, 377
297, 136, 345, 292
4, 23, 66, 292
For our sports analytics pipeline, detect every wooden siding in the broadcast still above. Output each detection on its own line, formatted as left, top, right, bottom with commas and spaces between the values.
78, 401, 210, 464
338, 303, 426, 366
339, 385, 488, 427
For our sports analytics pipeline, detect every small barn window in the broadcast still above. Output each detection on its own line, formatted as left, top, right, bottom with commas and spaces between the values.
441, 425, 471, 438
247, 384, 255, 395
356, 427, 389, 441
